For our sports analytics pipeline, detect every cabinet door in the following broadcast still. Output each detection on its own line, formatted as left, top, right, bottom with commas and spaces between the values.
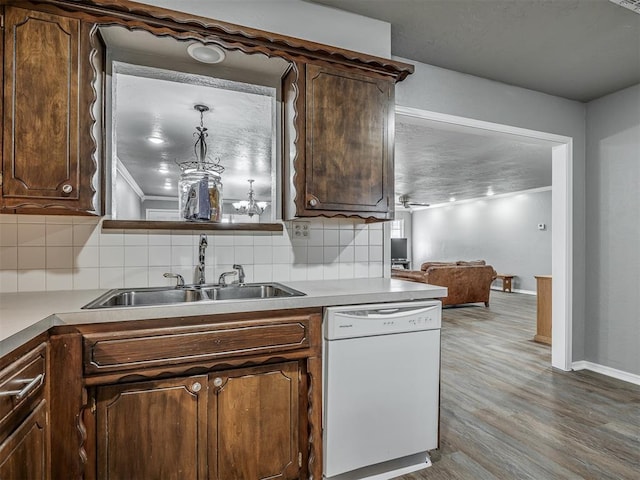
211, 362, 300, 480
2, 7, 99, 214
302, 64, 394, 219
0, 399, 48, 480
95, 375, 208, 480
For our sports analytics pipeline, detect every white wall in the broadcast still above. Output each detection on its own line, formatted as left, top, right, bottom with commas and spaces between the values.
412, 189, 552, 293
394, 58, 587, 361
585, 84, 640, 376
114, 175, 143, 220
137, 0, 391, 58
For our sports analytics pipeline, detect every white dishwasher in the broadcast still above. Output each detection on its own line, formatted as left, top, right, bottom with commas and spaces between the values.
323, 300, 441, 480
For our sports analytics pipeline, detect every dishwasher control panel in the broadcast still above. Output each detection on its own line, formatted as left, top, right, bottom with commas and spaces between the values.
324, 300, 441, 340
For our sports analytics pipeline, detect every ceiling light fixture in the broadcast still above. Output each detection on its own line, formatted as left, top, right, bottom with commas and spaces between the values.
233, 179, 267, 217
177, 104, 224, 222
187, 43, 226, 64
147, 136, 164, 144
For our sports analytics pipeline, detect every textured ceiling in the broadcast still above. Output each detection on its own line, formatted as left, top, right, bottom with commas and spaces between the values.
395, 115, 554, 207
308, 0, 640, 102
114, 72, 275, 201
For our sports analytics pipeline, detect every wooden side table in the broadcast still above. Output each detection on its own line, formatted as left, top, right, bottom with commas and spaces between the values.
496, 274, 514, 293
534, 275, 552, 345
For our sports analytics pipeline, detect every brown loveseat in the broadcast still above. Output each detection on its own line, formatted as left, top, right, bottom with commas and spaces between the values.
392, 260, 497, 307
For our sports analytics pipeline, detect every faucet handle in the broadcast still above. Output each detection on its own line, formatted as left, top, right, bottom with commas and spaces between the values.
218, 271, 238, 286
163, 272, 185, 288
232, 264, 245, 284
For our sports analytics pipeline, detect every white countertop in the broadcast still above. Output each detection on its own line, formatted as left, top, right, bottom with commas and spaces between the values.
0, 279, 446, 354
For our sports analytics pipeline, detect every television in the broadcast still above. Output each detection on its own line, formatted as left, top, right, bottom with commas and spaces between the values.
390, 238, 408, 260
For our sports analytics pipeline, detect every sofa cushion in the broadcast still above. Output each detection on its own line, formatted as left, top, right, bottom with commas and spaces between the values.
420, 261, 457, 271
456, 260, 486, 266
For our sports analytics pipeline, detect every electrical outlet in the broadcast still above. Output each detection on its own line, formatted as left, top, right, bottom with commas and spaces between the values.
293, 221, 310, 238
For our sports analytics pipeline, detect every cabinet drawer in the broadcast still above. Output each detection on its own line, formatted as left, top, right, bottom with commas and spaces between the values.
0, 344, 46, 433
83, 317, 311, 375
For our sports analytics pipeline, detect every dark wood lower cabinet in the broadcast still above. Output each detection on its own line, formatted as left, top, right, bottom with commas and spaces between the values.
213, 363, 300, 480
0, 400, 48, 480
93, 363, 302, 480
96, 375, 209, 480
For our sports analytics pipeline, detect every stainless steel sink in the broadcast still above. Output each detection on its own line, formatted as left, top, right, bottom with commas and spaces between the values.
200, 283, 304, 301
82, 283, 305, 309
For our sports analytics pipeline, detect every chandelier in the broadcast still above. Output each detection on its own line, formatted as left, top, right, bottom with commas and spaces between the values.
176, 104, 224, 222
233, 179, 267, 217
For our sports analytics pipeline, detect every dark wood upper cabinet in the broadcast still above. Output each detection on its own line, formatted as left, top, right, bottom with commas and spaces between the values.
0, 0, 410, 221
284, 63, 394, 220
1, 6, 102, 215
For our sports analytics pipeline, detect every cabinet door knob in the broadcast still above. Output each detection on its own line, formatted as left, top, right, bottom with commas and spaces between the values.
62, 184, 73, 194
308, 198, 318, 207
190, 382, 202, 393
212, 377, 223, 387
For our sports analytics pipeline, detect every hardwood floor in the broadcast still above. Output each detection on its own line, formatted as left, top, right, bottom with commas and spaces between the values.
399, 292, 640, 480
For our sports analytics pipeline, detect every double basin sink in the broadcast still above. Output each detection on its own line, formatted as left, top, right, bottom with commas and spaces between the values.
82, 283, 306, 309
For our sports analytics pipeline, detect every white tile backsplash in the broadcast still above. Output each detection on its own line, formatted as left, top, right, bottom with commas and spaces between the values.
18, 246, 46, 269
46, 246, 74, 269
18, 224, 46, 246
73, 267, 99, 290
0, 216, 388, 292
0, 224, 17, 247
0, 247, 18, 270
45, 269, 74, 291
148, 246, 171, 267
18, 270, 46, 291
124, 246, 149, 267
99, 267, 125, 289
45, 224, 73, 246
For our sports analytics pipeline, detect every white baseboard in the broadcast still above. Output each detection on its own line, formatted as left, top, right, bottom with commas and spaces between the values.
572, 361, 640, 386
490, 287, 536, 295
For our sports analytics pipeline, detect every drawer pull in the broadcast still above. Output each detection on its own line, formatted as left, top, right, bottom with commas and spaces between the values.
0, 374, 44, 401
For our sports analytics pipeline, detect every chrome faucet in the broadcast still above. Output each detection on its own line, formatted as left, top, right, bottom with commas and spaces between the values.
195, 234, 208, 285
233, 264, 245, 284
218, 270, 237, 286
218, 264, 245, 286
163, 272, 185, 288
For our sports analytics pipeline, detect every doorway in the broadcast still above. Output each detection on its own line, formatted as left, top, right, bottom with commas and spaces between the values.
394, 106, 573, 371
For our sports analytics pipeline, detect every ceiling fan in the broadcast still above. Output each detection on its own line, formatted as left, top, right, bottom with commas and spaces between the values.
396, 194, 429, 209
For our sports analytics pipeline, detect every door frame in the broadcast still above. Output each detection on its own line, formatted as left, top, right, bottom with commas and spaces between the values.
395, 106, 574, 371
